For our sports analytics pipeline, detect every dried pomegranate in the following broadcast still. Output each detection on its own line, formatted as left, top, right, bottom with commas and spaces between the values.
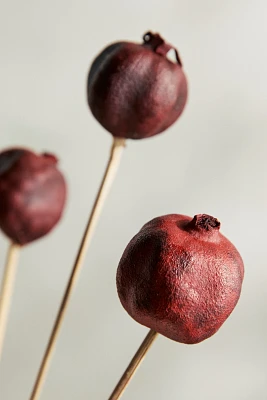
0, 148, 67, 245
117, 214, 244, 344
87, 31, 188, 139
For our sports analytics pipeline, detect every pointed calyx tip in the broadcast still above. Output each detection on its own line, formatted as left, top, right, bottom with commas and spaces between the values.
142, 31, 182, 65
42, 152, 58, 164
189, 214, 221, 232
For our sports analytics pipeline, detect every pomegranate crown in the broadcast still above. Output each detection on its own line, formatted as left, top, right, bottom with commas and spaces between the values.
142, 31, 182, 66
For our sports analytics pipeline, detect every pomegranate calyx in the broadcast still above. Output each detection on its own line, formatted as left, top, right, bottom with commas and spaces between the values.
188, 214, 221, 232
142, 31, 182, 66
42, 152, 58, 164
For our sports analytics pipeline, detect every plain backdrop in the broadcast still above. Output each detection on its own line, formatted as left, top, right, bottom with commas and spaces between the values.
0, 0, 266, 399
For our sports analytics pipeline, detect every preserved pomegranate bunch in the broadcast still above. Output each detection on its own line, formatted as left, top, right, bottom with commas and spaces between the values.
0, 148, 67, 245
87, 31, 188, 139
117, 214, 244, 344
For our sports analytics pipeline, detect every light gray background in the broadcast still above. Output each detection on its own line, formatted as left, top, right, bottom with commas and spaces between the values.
0, 1, 266, 399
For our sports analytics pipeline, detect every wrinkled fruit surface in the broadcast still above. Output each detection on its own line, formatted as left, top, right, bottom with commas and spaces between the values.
0, 148, 67, 245
117, 214, 244, 344
87, 31, 188, 139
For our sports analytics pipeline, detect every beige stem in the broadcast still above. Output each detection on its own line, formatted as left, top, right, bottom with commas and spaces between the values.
29, 137, 126, 400
0, 243, 20, 360
108, 329, 158, 400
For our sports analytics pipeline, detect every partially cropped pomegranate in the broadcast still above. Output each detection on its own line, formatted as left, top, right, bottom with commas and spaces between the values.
117, 214, 244, 344
0, 148, 67, 245
87, 31, 188, 139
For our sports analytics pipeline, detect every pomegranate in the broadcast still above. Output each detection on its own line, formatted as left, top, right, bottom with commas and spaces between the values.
117, 214, 244, 344
0, 148, 67, 245
87, 31, 188, 139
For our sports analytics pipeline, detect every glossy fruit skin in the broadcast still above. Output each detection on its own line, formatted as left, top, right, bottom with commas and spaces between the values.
87, 32, 188, 140
117, 214, 244, 344
0, 148, 67, 245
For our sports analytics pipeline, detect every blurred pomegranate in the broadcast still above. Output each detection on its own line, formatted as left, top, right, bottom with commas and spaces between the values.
117, 214, 244, 344
0, 148, 67, 245
87, 31, 188, 139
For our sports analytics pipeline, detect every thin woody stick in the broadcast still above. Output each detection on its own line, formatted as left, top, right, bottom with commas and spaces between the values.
108, 329, 158, 400
0, 243, 20, 360
29, 137, 126, 400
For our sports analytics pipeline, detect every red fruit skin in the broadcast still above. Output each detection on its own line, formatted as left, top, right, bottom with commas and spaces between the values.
87, 32, 188, 140
0, 148, 67, 245
117, 214, 244, 344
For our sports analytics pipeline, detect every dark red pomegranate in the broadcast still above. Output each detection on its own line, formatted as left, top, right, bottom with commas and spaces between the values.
87, 31, 188, 139
0, 148, 67, 245
117, 214, 244, 344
